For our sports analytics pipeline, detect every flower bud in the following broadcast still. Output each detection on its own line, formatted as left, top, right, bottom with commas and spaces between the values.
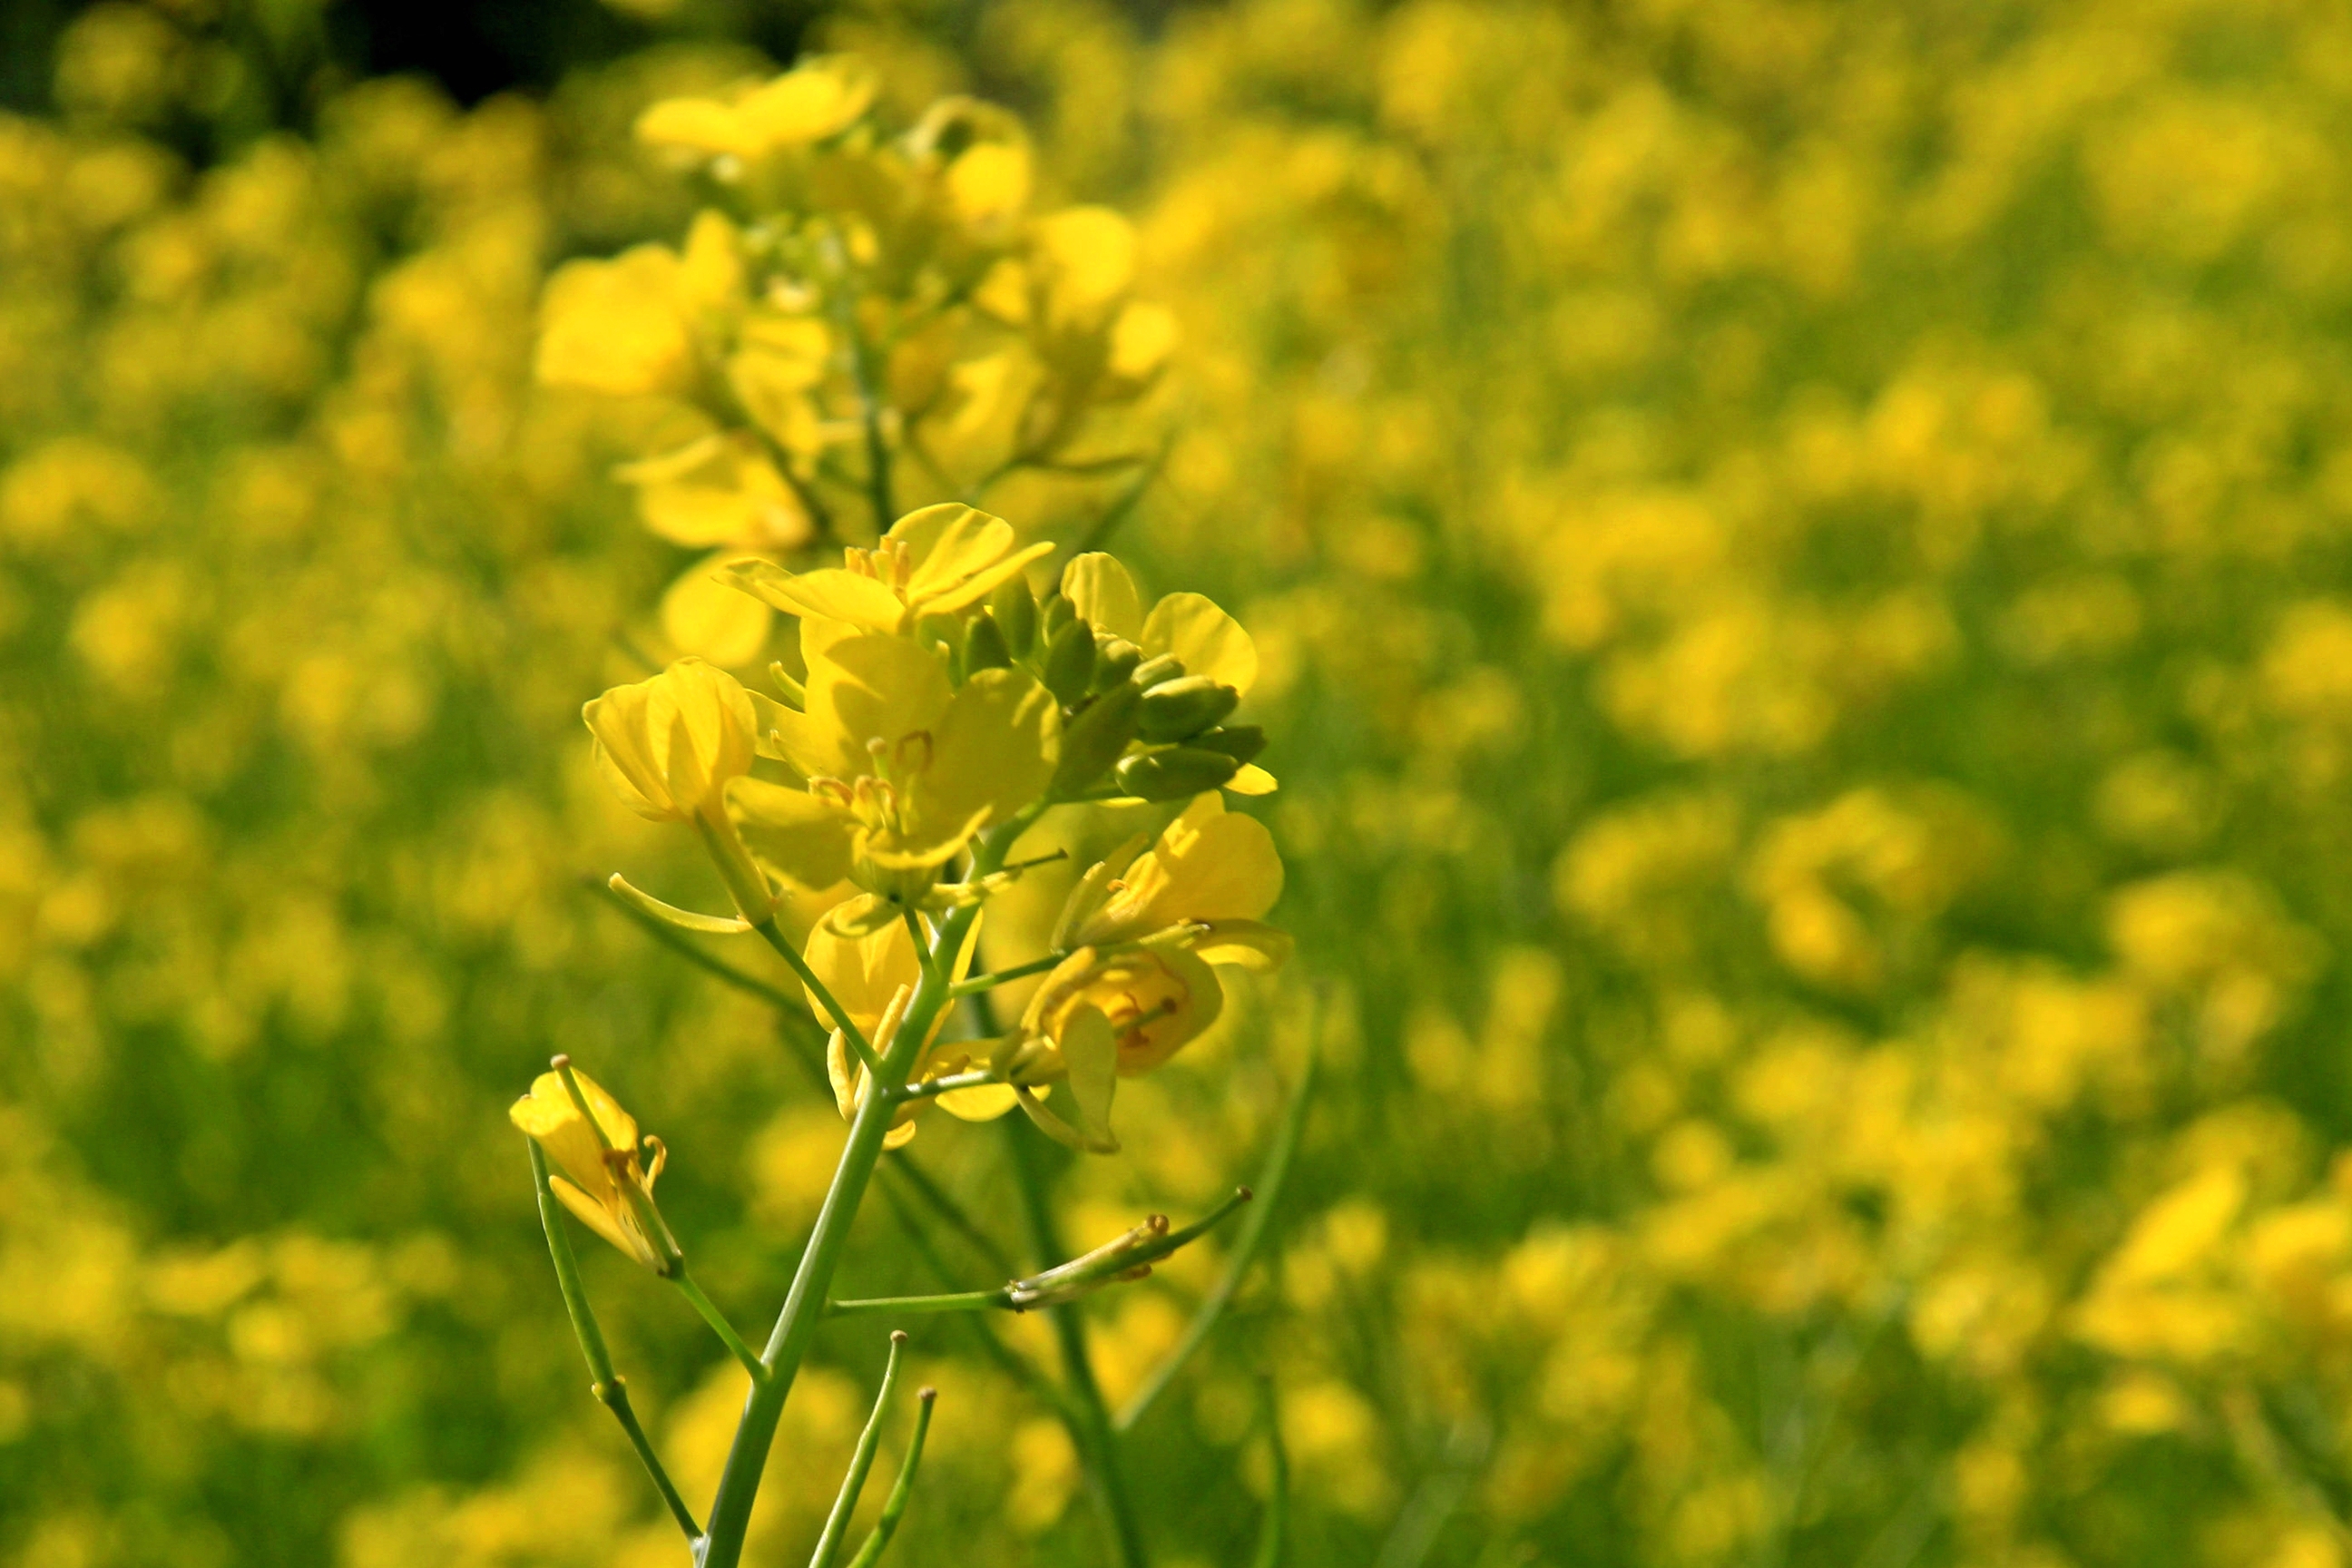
1188, 723, 1266, 767
1131, 653, 1184, 689
1043, 617, 1097, 706
1114, 745, 1240, 800
1049, 681, 1143, 799
1136, 675, 1240, 742
964, 610, 1013, 673
1041, 591, 1077, 638
989, 575, 1038, 658
1091, 636, 1141, 693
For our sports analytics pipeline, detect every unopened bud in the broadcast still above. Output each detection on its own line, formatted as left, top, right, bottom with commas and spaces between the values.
1048, 681, 1142, 799
1041, 592, 1076, 638
1090, 637, 1141, 693
1136, 675, 1240, 742
1130, 653, 1184, 689
1043, 618, 1097, 706
989, 576, 1039, 658
1113, 745, 1240, 801
964, 611, 1013, 673
1188, 724, 1266, 767
913, 612, 961, 669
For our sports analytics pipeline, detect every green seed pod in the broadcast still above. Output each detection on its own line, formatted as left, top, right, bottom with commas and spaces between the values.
1042, 618, 1098, 706
1090, 637, 1142, 693
1114, 746, 1240, 801
1130, 653, 1184, 689
988, 576, 1038, 658
965, 611, 1013, 673
1041, 592, 1077, 638
1190, 724, 1267, 766
1136, 675, 1240, 742
1048, 682, 1142, 799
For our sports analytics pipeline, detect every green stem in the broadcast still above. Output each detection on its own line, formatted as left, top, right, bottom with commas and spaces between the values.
948, 952, 1065, 997
1251, 1377, 1288, 1568
753, 914, 883, 1078
889, 1068, 997, 1104
809, 1331, 907, 1568
527, 1142, 701, 1542
827, 227, 895, 530
1117, 1033, 1318, 1432
697, 813, 1038, 1568
829, 1288, 1009, 1318
1004, 1115, 1151, 1568
846, 1387, 936, 1568
676, 1269, 767, 1381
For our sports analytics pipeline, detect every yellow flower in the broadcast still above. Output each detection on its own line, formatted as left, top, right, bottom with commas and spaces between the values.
535, 212, 743, 399
510, 1065, 678, 1275
728, 503, 1054, 637
617, 433, 808, 552
728, 632, 1059, 902
1060, 552, 1259, 698
583, 659, 772, 916
1008, 794, 1289, 1152
635, 56, 877, 162
801, 897, 1017, 1149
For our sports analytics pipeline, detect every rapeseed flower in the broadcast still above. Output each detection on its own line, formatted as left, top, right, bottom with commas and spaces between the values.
728, 503, 1053, 637
583, 659, 773, 917
509, 1065, 678, 1276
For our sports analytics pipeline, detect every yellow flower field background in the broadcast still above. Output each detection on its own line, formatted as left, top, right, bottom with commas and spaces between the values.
10, 0, 2352, 1564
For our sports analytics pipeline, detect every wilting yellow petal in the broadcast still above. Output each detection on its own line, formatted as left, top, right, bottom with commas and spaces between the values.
1063, 553, 1144, 642
549, 1175, 646, 1263
1142, 592, 1258, 697
1059, 1004, 1120, 1151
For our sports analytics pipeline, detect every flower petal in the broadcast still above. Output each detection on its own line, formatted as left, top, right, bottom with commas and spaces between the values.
1142, 592, 1258, 696
662, 554, 772, 666
729, 778, 856, 891
1063, 553, 1144, 642
919, 667, 1060, 830
1059, 1004, 1121, 1152
730, 562, 906, 632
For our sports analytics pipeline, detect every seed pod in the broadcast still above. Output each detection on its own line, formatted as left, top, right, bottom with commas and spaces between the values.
1136, 675, 1240, 742
1189, 724, 1266, 766
1130, 653, 1184, 690
989, 576, 1038, 658
1043, 618, 1097, 706
964, 611, 1013, 673
1114, 746, 1240, 801
1041, 592, 1077, 638
1048, 682, 1142, 799
1090, 637, 1141, 693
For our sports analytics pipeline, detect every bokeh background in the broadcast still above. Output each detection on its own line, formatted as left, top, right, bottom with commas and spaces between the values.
13, 1, 2352, 1565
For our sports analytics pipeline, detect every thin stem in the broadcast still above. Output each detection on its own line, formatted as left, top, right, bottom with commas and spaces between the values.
846, 1387, 936, 1568
829, 1288, 1009, 1318
676, 1270, 767, 1381
809, 1331, 908, 1568
890, 1068, 997, 1104
1251, 1377, 1288, 1568
1117, 1030, 1319, 1432
527, 1142, 701, 1543
948, 952, 1064, 998
1004, 1115, 1151, 1568
697, 812, 1039, 1568
827, 227, 895, 530
754, 914, 883, 1078
902, 908, 934, 982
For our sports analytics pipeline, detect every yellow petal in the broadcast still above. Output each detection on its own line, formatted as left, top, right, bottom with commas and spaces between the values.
1226, 763, 1278, 795
804, 896, 923, 1028
948, 142, 1031, 228
1062, 553, 1144, 642
826, 1029, 858, 1121
1059, 1005, 1121, 1152
635, 97, 755, 158
623, 435, 803, 550
1192, 919, 1293, 973
550, 1174, 652, 1267
891, 503, 1011, 595
648, 659, 758, 816
813, 634, 955, 774
662, 555, 772, 666
920, 540, 1054, 617
535, 246, 694, 397
730, 563, 906, 632
734, 56, 875, 150
512, 1069, 639, 1199
1142, 593, 1258, 696
729, 778, 856, 891
1034, 207, 1137, 326
937, 1083, 1019, 1121
1090, 793, 1282, 938
919, 667, 1059, 831
678, 209, 746, 317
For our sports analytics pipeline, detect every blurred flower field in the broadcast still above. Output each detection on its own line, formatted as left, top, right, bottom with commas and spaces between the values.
13, 0, 2352, 1564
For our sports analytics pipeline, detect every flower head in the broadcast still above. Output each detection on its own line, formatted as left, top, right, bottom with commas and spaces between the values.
635, 56, 877, 164
727, 504, 1053, 637
510, 1063, 679, 1275
729, 631, 1058, 904
583, 659, 760, 825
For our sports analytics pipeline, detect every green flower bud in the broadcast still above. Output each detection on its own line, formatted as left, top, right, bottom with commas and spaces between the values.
1113, 746, 1240, 801
965, 611, 1013, 673
1136, 675, 1240, 742
1049, 682, 1143, 799
1043, 617, 1098, 706
1091, 636, 1142, 693
1042, 592, 1077, 638
989, 576, 1038, 658
1130, 653, 1184, 689
1190, 724, 1266, 766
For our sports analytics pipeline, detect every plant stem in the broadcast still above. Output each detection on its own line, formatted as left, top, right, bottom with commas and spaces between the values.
827, 227, 895, 530
1117, 1032, 1318, 1432
676, 1269, 767, 1381
696, 814, 1035, 1568
948, 952, 1065, 997
1251, 1376, 1288, 1568
526, 1141, 701, 1542
829, 1288, 1010, 1318
846, 1387, 936, 1568
809, 1331, 907, 1568
753, 914, 881, 1076
890, 1068, 998, 1103
1004, 1114, 1151, 1568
